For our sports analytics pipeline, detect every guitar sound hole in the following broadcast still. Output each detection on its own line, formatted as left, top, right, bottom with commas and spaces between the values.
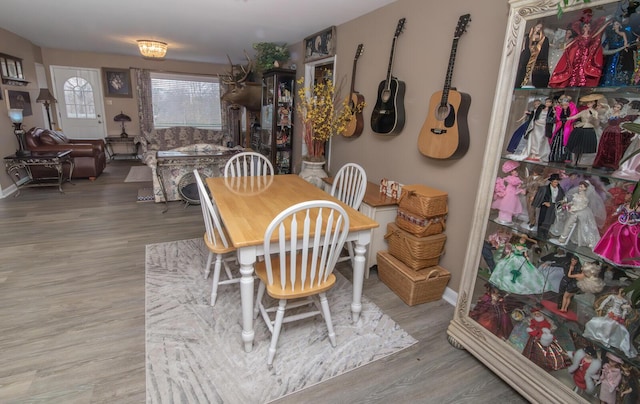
435, 104, 450, 121
381, 90, 391, 103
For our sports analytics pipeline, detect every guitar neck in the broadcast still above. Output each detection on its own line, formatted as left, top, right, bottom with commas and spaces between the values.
440, 37, 460, 106
349, 58, 358, 96
385, 36, 399, 89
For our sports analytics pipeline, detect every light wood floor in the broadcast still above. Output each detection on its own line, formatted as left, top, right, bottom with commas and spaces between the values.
0, 160, 526, 403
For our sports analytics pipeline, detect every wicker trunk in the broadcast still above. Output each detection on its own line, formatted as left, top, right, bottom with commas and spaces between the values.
385, 222, 446, 270
377, 250, 450, 306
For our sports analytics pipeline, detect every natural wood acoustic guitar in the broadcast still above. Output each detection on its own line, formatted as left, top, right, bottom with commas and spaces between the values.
418, 14, 471, 159
343, 44, 365, 138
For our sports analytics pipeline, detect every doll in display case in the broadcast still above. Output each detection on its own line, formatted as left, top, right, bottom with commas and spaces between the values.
491, 160, 525, 225
549, 180, 602, 248
488, 233, 552, 295
598, 352, 624, 404
564, 94, 604, 169
522, 165, 548, 230
548, 8, 609, 88
583, 287, 638, 358
592, 99, 636, 170
532, 173, 566, 240
469, 284, 514, 340
613, 121, 640, 181
600, 19, 635, 87
593, 189, 640, 268
618, 362, 639, 404
505, 101, 540, 159
515, 22, 550, 88
549, 95, 578, 163
521, 308, 571, 371
568, 346, 602, 395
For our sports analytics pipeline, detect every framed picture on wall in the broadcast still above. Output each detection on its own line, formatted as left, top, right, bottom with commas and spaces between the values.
304, 26, 336, 63
6, 89, 32, 116
102, 67, 132, 98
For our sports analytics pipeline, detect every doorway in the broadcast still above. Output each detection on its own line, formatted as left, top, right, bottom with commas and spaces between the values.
50, 66, 107, 139
303, 56, 336, 170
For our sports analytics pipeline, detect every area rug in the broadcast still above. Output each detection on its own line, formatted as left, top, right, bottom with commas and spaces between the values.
137, 188, 154, 203
146, 239, 417, 404
125, 165, 153, 183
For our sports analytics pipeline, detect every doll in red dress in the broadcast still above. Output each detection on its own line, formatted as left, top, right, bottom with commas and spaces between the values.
568, 346, 602, 394
469, 286, 513, 339
549, 9, 609, 88
521, 309, 570, 371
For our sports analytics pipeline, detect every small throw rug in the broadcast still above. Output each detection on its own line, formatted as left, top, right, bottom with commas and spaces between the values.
137, 188, 154, 203
146, 239, 417, 403
125, 165, 153, 183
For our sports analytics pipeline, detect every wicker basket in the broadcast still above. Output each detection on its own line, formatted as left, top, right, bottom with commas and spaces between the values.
398, 184, 448, 217
385, 222, 446, 270
377, 250, 450, 306
396, 207, 446, 237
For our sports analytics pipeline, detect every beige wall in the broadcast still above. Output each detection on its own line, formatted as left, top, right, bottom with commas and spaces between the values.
0, 0, 510, 292
40, 48, 229, 138
0, 28, 46, 191
324, 0, 509, 291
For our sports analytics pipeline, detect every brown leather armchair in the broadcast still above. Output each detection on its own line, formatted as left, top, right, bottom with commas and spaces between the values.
25, 127, 106, 179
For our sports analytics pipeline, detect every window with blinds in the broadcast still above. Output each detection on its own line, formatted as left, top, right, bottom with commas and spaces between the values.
150, 72, 222, 129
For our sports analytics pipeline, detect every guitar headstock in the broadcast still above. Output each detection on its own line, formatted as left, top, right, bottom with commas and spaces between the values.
395, 18, 406, 38
355, 44, 364, 60
454, 14, 471, 39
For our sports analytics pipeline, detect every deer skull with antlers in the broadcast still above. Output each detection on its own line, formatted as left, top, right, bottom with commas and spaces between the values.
220, 51, 262, 111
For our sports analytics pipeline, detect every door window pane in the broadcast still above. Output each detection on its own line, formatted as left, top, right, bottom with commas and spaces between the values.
63, 77, 96, 119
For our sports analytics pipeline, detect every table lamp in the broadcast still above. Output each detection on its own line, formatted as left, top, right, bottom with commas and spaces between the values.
113, 111, 132, 138
8, 108, 29, 157
36, 88, 57, 130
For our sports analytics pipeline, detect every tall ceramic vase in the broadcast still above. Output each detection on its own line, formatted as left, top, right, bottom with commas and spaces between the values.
299, 159, 327, 188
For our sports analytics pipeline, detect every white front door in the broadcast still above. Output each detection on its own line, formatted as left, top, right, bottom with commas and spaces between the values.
50, 66, 107, 139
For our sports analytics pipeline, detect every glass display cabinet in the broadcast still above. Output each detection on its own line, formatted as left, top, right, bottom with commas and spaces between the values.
259, 68, 295, 174
447, 0, 640, 402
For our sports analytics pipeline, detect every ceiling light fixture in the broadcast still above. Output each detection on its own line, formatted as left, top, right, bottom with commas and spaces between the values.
137, 40, 168, 60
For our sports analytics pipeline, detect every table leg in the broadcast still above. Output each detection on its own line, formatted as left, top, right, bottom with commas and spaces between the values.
351, 231, 371, 322
237, 247, 257, 352
156, 169, 169, 213
56, 160, 65, 193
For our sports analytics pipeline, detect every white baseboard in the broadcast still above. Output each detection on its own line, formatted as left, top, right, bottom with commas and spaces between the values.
0, 183, 19, 198
442, 286, 458, 306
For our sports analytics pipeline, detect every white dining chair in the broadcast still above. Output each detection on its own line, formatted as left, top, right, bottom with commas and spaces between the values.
194, 169, 240, 306
330, 163, 367, 210
224, 151, 274, 177
253, 200, 350, 367
330, 163, 367, 267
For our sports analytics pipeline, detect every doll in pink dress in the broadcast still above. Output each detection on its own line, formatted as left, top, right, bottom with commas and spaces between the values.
492, 160, 525, 224
593, 193, 640, 268
599, 353, 624, 404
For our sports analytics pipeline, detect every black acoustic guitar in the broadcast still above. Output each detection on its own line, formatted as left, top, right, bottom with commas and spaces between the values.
371, 18, 406, 135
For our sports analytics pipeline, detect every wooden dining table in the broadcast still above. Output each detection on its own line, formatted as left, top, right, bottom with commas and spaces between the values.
207, 174, 379, 353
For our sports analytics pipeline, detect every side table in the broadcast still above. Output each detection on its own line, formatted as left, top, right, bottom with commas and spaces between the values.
105, 137, 139, 160
4, 150, 74, 196
322, 177, 399, 278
